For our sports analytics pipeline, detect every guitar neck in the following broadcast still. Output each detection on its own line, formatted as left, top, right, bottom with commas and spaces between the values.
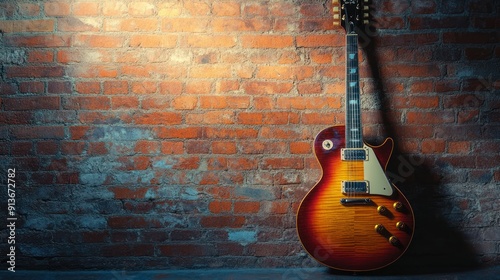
345, 33, 362, 149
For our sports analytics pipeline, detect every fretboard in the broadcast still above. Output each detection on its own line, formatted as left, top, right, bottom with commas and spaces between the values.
345, 34, 362, 149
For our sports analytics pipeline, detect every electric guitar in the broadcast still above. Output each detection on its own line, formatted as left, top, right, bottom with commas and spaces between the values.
296, 0, 415, 271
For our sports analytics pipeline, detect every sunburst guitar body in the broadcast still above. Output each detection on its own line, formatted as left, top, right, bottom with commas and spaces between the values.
296, 0, 414, 271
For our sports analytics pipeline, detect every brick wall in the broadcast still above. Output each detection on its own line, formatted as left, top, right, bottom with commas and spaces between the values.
0, 0, 499, 271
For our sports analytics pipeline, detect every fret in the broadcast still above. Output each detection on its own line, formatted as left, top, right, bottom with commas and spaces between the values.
345, 34, 362, 149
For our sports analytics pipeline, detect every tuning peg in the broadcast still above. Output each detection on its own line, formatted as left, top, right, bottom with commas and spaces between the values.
364, 12, 369, 18
333, 6, 339, 13
363, 20, 369, 25
332, 0, 339, 3
363, 6, 369, 11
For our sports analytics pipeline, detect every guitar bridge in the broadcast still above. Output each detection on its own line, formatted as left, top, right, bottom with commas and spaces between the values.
340, 198, 372, 205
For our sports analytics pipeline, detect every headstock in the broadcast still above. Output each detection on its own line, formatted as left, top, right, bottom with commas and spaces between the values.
332, 0, 370, 34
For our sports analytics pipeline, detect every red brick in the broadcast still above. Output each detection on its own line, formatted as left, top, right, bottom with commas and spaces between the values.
19, 81, 44, 94
3, 34, 71, 47
69, 126, 91, 140
36, 141, 59, 155
12, 141, 33, 156
103, 81, 128, 95
134, 140, 160, 154
300, 19, 333, 32
108, 216, 157, 229
185, 140, 210, 154
44, 2, 70, 16
72, 2, 99, 16
27, 50, 54, 63
256, 65, 294, 80
208, 201, 232, 214
270, 201, 290, 214
411, 0, 437, 14
375, 33, 439, 47
102, 244, 154, 257
135, 112, 182, 125
276, 97, 341, 110
290, 142, 311, 154
241, 35, 293, 48
213, 2, 240, 16
58, 17, 100, 32
186, 111, 234, 125
131, 81, 158, 94
381, 64, 441, 77
12, 126, 65, 139
443, 32, 497, 44
6, 66, 64, 78
200, 96, 250, 109
0, 112, 32, 125
185, 80, 213, 95
234, 201, 260, 213
160, 142, 184, 154
158, 244, 214, 257
190, 65, 231, 78
212, 141, 237, 154
16, 4, 40, 17
162, 18, 209, 32
262, 158, 304, 170
184, 1, 211, 16
297, 34, 344, 47
0, 19, 54, 33
173, 157, 200, 169
200, 216, 246, 228
227, 158, 258, 170
393, 96, 439, 108
74, 34, 125, 48
297, 82, 322, 94
3, 96, 60, 111
0, 83, 17, 95
159, 81, 183, 94
448, 141, 471, 154
157, 2, 182, 17
171, 96, 197, 110
129, 2, 155, 16
61, 141, 85, 155
101, 2, 127, 16
182, 35, 237, 48
410, 16, 468, 30
212, 18, 271, 32
243, 81, 293, 94
110, 187, 149, 199
111, 96, 139, 109
156, 127, 203, 139
421, 139, 446, 154
88, 142, 108, 155
465, 47, 494, 60
75, 82, 100, 94
63, 96, 110, 110
129, 35, 177, 48
248, 243, 291, 257
406, 111, 455, 124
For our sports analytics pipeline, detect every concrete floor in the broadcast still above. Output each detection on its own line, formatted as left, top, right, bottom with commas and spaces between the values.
1, 266, 499, 280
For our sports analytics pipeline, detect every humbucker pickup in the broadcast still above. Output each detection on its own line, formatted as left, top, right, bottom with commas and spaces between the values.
341, 148, 368, 161
342, 180, 369, 194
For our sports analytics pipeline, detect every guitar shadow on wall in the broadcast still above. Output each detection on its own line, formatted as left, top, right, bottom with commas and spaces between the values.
351, 33, 480, 275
